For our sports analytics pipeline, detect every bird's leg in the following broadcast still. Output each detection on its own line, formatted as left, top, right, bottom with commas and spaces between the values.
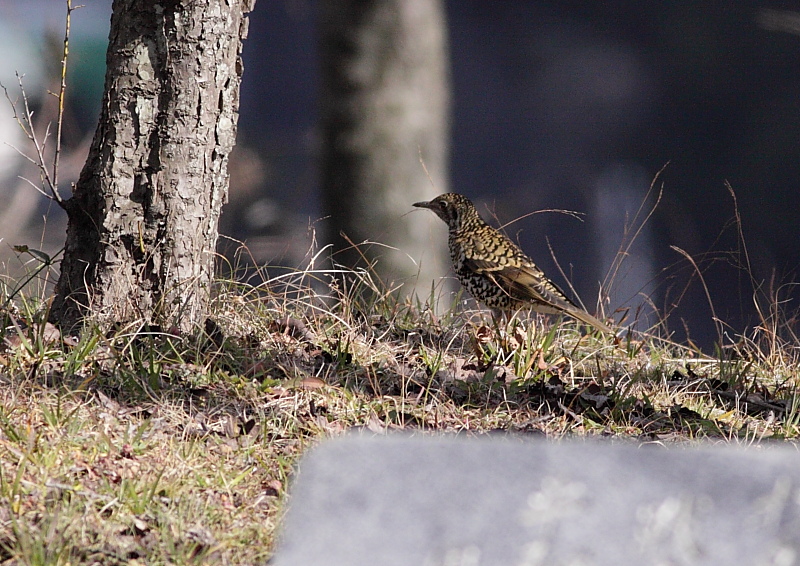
484, 308, 509, 365
490, 308, 512, 341
490, 308, 531, 361
490, 307, 506, 326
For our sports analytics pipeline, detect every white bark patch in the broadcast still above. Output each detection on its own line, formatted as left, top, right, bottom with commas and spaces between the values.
134, 41, 154, 81
216, 115, 232, 138
135, 96, 155, 138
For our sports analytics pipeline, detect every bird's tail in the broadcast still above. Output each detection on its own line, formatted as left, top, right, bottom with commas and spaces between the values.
565, 307, 615, 335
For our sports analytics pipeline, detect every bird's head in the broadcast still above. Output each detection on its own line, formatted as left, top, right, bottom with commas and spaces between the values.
413, 193, 479, 231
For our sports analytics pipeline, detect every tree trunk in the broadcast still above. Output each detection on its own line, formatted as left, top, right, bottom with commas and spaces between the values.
319, 0, 452, 299
51, 0, 254, 332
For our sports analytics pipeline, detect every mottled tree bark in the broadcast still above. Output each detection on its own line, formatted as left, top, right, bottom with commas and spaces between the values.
319, 0, 452, 299
51, 0, 254, 332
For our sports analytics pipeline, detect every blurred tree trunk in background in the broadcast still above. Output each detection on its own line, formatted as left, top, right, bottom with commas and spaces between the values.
51, 0, 254, 332
319, 0, 452, 301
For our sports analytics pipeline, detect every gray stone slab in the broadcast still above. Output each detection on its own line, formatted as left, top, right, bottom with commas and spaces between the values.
272, 435, 800, 566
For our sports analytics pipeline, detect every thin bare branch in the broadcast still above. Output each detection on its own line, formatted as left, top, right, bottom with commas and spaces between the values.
2, 141, 42, 169
0, 81, 32, 139
0, 0, 79, 213
54, 0, 78, 194
14, 72, 65, 207
17, 175, 56, 200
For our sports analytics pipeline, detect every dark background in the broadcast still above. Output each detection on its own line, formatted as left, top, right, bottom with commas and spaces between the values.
236, 1, 800, 347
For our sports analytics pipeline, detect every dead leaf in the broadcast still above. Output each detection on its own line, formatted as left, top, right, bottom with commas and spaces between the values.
580, 390, 611, 411
537, 350, 548, 371
223, 416, 238, 438
272, 316, 316, 343
120, 443, 135, 459
3, 335, 23, 349
132, 517, 150, 536
96, 390, 121, 412
241, 418, 258, 436
512, 325, 527, 347
436, 357, 483, 383
474, 325, 493, 344
244, 359, 269, 378
366, 415, 387, 435
263, 479, 282, 497
40, 322, 61, 344
299, 377, 325, 389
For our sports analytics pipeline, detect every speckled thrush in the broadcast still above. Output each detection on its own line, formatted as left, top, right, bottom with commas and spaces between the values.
414, 192, 613, 334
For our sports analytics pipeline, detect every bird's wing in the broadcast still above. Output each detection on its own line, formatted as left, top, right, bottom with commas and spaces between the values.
464, 247, 615, 334
464, 257, 576, 311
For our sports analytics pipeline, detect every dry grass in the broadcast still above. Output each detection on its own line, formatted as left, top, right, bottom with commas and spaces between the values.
0, 255, 799, 564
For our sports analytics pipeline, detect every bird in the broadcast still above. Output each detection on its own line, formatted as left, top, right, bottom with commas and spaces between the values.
413, 192, 614, 334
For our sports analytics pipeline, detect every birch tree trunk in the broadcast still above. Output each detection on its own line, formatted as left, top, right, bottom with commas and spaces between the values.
51, 0, 254, 332
319, 0, 452, 299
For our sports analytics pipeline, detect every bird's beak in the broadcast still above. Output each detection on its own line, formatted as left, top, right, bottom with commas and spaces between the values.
413, 200, 433, 209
